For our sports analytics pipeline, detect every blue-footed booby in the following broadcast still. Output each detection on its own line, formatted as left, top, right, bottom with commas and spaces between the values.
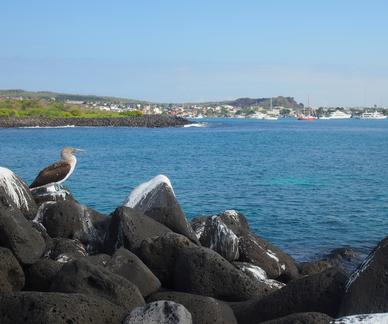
30, 147, 85, 189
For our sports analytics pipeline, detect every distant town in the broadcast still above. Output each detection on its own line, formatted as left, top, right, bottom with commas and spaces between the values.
77, 101, 388, 120
0, 89, 387, 120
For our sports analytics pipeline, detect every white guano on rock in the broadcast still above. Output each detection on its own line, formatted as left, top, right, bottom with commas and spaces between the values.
123, 175, 175, 209
0, 167, 31, 211
332, 313, 388, 324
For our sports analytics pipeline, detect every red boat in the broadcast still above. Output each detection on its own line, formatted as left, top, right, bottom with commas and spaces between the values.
298, 115, 318, 120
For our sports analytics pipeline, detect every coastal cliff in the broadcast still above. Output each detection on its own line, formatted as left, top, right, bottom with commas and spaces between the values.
0, 169, 387, 323
0, 115, 190, 128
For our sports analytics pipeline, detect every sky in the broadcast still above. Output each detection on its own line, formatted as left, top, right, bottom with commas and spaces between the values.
1, 0, 388, 106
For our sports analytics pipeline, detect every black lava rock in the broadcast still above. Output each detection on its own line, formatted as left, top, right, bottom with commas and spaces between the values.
35, 199, 109, 253
238, 232, 299, 282
260, 312, 333, 324
0, 115, 190, 128
173, 246, 277, 301
299, 260, 333, 276
190, 216, 207, 239
0, 291, 126, 324
339, 237, 388, 315
123, 175, 199, 243
231, 268, 347, 324
122, 300, 193, 324
50, 258, 145, 310
0, 247, 25, 292
333, 313, 388, 323
0, 197, 45, 265
47, 238, 87, 262
82, 253, 112, 267
233, 262, 286, 290
0, 167, 37, 220
200, 216, 240, 261
299, 246, 363, 276
216, 210, 251, 236
148, 291, 238, 324
24, 258, 63, 291
106, 247, 161, 297
136, 232, 197, 288
196, 210, 299, 282
31, 186, 75, 207
104, 206, 172, 254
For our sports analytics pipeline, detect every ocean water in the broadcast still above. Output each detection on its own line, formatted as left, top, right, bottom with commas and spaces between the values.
1, 118, 388, 260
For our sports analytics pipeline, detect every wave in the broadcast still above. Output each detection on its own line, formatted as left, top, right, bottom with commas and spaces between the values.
19, 125, 76, 129
183, 123, 207, 128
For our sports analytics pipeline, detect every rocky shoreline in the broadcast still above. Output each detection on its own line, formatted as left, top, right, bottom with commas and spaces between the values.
0, 168, 387, 323
0, 115, 191, 128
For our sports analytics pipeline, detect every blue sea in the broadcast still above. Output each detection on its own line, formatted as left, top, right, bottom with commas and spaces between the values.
1, 118, 388, 261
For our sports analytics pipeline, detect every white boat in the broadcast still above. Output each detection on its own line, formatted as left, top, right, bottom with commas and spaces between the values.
250, 112, 266, 119
262, 115, 278, 120
250, 112, 278, 120
357, 111, 387, 119
320, 110, 352, 119
261, 98, 279, 120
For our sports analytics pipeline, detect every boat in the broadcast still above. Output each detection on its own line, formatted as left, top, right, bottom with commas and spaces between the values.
262, 98, 279, 120
250, 112, 266, 119
250, 112, 278, 120
356, 111, 387, 119
320, 110, 352, 119
298, 115, 318, 121
298, 96, 318, 120
262, 115, 278, 120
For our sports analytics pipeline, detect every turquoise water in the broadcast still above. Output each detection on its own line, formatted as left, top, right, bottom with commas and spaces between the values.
1, 118, 388, 260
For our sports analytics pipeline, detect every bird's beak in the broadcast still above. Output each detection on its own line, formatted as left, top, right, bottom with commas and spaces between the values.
74, 148, 86, 154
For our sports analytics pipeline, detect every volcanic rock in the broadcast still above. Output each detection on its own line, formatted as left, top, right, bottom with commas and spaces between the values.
200, 216, 240, 261
123, 300, 192, 324
123, 175, 198, 243
190, 216, 207, 240
197, 210, 299, 282
333, 313, 388, 323
0, 167, 37, 220
260, 312, 333, 324
136, 232, 197, 287
0, 247, 25, 292
50, 258, 145, 310
340, 237, 388, 315
326, 247, 363, 273
106, 247, 161, 297
34, 199, 108, 253
299, 260, 333, 276
24, 258, 63, 291
299, 247, 363, 276
0, 197, 45, 265
0, 115, 190, 128
149, 291, 238, 324
47, 238, 87, 262
238, 232, 298, 282
83, 253, 112, 267
0, 291, 126, 324
173, 246, 277, 301
30, 185, 77, 208
216, 210, 251, 235
233, 261, 285, 290
231, 268, 347, 323
104, 206, 172, 254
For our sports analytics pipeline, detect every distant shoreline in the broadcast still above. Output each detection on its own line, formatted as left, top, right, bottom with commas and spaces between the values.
0, 115, 191, 128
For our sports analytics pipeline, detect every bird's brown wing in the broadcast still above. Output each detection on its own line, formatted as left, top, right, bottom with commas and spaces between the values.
30, 161, 71, 188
